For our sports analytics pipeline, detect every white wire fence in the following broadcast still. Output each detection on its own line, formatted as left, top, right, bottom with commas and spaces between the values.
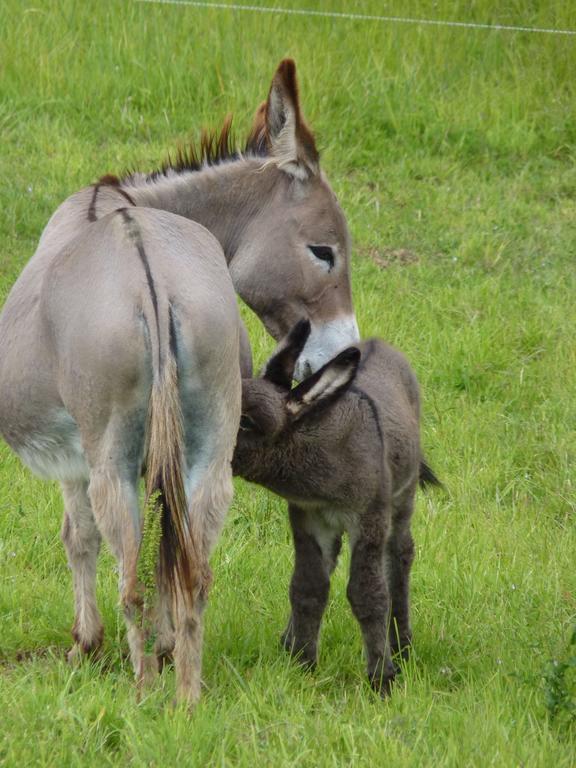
134, 0, 576, 37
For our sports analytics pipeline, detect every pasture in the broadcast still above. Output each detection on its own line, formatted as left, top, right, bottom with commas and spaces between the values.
0, 0, 575, 764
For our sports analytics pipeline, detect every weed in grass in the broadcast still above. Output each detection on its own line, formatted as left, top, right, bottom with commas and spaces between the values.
544, 626, 576, 730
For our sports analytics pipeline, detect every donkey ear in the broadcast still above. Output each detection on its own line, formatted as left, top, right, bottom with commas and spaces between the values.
264, 59, 319, 179
246, 101, 268, 155
263, 319, 311, 389
287, 347, 361, 419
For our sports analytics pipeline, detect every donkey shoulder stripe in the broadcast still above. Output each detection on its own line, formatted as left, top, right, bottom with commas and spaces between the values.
87, 184, 100, 222
88, 180, 136, 223
99, 174, 137, 207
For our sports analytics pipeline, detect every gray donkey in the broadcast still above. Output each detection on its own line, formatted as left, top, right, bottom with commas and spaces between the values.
233, 321, 439, 695
0, 60, 359, 705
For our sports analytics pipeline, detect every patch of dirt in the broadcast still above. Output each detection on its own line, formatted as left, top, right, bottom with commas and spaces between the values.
358, 246, 419, 269
0, 645, 65, 669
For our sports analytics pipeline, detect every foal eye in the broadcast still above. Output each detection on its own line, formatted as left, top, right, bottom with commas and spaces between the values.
308, 245, 335, 270
239, 414, 258, 432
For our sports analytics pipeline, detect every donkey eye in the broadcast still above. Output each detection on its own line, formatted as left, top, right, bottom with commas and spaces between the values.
308, 245, 335, 270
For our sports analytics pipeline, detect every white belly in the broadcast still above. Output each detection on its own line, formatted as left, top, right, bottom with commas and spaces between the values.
16, 409, 89, 482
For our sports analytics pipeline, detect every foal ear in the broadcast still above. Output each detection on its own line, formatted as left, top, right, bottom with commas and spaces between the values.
264, 59, 319, 179
263, 319, 311, 389
287, 347, 361, 419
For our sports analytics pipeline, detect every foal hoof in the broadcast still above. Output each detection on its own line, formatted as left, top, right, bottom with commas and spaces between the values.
369, 664, 396, 698
390, 634, 412, 663
281, 637, 317, 670
280, 628, 294, 653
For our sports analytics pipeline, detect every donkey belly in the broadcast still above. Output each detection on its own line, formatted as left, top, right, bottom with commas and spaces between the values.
15, 408, 89, 482
0, 309, 88, 482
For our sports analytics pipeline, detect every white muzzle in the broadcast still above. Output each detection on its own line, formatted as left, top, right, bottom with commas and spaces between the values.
294, 315, 360, 381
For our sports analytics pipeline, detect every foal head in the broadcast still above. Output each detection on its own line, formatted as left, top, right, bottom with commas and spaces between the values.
232, 320, 360, 483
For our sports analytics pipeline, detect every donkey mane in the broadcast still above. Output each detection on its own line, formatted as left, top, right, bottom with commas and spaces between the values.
115, 114, 269, 187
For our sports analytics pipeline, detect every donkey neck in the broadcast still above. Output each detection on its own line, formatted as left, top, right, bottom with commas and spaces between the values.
125, 159, 281, 264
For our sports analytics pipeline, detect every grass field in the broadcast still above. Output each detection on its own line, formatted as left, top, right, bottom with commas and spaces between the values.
1, 1, 575, 765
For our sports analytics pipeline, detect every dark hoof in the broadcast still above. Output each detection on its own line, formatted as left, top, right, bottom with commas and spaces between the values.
280, 633, 317, 670
280, 627, 294, 653
295, 654, 317, 672
369, 663, 396, 698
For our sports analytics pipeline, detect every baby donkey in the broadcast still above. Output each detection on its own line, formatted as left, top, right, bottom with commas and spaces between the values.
232, 320, 439, 695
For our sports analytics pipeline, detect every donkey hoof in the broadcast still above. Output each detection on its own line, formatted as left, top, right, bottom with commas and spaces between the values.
135, 655, 159, 699
68, 623, 104, 665
67, 644, 84, 666
67, 641, 101, 666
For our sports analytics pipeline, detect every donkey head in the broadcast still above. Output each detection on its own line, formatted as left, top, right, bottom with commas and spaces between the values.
232, 320, 360, 479
230, 60, 359, 380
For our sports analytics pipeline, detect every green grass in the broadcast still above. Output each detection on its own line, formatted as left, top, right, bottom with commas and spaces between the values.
1, 0, 575, 765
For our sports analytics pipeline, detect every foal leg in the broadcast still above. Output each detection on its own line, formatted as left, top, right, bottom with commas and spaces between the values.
347, 503, 395, 696
387, 485, 417, 660
281, 505, 342, 669
60, 480, 103, 661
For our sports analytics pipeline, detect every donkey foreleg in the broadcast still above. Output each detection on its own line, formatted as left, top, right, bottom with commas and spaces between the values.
60, 480, 104, 661
347, 507, 396, 696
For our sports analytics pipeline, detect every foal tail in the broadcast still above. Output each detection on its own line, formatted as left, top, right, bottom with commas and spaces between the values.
419, 458, 442, 489
145, 354, 200, 603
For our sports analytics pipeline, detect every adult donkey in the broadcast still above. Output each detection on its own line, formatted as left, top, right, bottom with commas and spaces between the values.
0, 60, 359, 704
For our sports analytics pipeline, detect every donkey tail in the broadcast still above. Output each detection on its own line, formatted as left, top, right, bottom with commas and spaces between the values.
145, 354, 200, 602
419, 458, 442, 489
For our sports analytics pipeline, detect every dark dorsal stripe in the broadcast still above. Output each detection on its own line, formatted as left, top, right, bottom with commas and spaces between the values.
88, 178, 136, 223
357, 339, 377, 374
349, 384, 384, 452
117, 208, 162, 370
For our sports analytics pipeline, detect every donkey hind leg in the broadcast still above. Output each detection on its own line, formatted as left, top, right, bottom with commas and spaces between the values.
60, 480, 104, 662
347, 505, 396, 696
172, 454, 235, 705
88, 465, 156, 687
155, 574, 175, 671
387, 486, 417, 660
281, 506, 342, 669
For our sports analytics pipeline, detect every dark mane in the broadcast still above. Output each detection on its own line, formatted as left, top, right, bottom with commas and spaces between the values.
127, 114, 269, 184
